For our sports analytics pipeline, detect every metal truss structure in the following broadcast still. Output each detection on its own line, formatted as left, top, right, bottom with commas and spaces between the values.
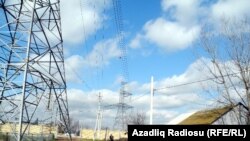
0, 0, 71, 140
104, 82, 133, 130
112, 0, 132, 131
113, 82, 132, 130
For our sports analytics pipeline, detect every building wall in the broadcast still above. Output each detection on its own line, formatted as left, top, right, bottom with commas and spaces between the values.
81, 129, 127, 140
0, 123, 57, 136
213, 105, 248, 125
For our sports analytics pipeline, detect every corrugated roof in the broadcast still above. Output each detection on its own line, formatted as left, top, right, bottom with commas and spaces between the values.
178, 105, 234, 125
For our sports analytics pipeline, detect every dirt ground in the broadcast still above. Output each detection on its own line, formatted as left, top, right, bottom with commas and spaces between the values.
55, 136, 82, 141
55, 137, 128, 141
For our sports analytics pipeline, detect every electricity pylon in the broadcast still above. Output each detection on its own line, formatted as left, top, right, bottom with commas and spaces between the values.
112, 0, 133, 131
94, 92, 103, 140
0, 0, 71, 140
113, 82, 132, 130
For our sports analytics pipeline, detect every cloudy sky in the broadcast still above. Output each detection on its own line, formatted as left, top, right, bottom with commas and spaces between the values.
60, 0, 250, 128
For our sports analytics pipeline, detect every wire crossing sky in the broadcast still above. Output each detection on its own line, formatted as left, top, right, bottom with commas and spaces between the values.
34, 0, 250, 128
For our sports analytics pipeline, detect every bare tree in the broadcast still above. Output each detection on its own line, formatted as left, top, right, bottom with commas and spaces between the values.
57, 117, 81, 134
70, 118, 80, 134
199, 17, 250, 124
126, 110, 146, 125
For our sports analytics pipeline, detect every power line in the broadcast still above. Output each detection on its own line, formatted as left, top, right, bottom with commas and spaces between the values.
112, 68, 250, 104
126, 68, 250, 106
79, 0, 101, 90
79, 0, 89, 56
130, 92, 150, 103
111, 0, 132, 130
155, 69, 250, 91
66, 62, 93, 90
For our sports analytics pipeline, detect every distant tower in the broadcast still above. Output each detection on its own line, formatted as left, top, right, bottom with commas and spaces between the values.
112, 0, 132, 130
0, 0, 71, 140
113, 82, 133, 130
94, 92, 103, 140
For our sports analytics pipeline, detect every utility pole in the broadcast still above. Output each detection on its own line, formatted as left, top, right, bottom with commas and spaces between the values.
150, 76, 154, 125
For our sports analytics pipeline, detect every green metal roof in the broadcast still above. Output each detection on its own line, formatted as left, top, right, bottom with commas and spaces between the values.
178, 105, 234, 125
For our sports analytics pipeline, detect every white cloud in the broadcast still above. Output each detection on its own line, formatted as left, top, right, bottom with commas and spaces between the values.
65, 55, 85, 83
67, 88, 119, 128
211, 0, 250, 22
167, 110, 197, 124
152, 110, 180, 124
113, 75, 126, 85
66, 57, 247, 126
66, 86, 202, 127
67, 88, 119, 106
129, 0, 201, 52
130, 0, 250, 53
61, 0, 111, 44
85, 38, 121, 67
129, 34, 143, 49
65, 38, 121, 82
130, 58, 210, 95
161, 0, 200, 26
155, 94, 201, 109
154, 58, 211, 94
124, 58, 213, 124
61, 0, 250, 127
143, 18, 200, 51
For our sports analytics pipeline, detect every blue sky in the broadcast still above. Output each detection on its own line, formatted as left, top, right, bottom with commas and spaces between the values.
60, 0, 250, 128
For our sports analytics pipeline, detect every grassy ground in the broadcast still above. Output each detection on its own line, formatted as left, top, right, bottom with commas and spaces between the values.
0, 132, 55, 141
0, 134, 6, 140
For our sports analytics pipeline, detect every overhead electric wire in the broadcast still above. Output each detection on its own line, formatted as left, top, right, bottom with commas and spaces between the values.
77, 0, 105, 91
155, 69, 250, 91
130, 91, 150, 103
112, 0, 129, 82
66, 62, 93, 90
128, 68, 250, 103
79, 0, 89, 55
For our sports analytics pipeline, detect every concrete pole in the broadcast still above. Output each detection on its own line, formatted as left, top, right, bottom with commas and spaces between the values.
150, 76, 154, 125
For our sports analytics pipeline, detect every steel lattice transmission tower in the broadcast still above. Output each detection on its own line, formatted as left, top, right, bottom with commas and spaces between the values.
0, 0, 71, 140
113, 82, 132, 130
112, 0, 132, 130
